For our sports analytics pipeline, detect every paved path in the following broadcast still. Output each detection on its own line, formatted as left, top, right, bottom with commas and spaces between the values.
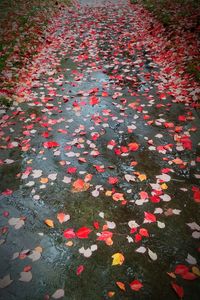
0, 1, 199, 299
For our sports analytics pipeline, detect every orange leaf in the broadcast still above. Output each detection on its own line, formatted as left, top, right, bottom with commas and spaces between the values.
40, 177, 49, 184
116, 281, 126, 291
44, 219, 54, 228
72, 179, 90, 193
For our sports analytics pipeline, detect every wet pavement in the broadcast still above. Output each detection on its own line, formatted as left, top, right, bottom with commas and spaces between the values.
0, 1, 200, 299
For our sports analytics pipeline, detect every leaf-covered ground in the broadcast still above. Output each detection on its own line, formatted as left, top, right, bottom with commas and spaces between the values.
0, 0, 200, 299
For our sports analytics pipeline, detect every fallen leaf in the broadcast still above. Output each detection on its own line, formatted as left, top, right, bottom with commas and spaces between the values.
0, 274, 13, 288
44, 219, 54, 228
28, 250, 41, 262
144, 212, 156, 223
112, 253, 125, 266
72, 179, 90, 192
76, 265, 84, 275
63, 228, 76, 239
171, 282, 184, 299
19, 271, 32, 282
52, 289, 65, 299
8, 217, 25, 229
192, 266, 200, 276
57, 213, 70, 224
130, 280, 143, 291
148, 248, 157, 261
135, 246, 146, 254
40, 177, 49, 184
116, 281, 126, 291
174, 265, 189, 275
76, 227, 92, 239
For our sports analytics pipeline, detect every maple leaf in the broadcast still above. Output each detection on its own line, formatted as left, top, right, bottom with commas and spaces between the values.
76, 227, 92, 239
112, 253, 125, 266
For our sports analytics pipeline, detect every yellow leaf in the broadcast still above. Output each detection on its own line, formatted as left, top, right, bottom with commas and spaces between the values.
105, 190, 113, 196
44, 219, 54, 228
116, 281, 126, 291
138, 174, 147, 181
161, 183, 168, 190
112, 253, 125, 266
192, 266, 200, 276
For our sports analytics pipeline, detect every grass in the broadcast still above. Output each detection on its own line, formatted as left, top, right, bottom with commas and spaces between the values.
0, 0, 71, 73
130, 0, 200, 81
130, 0, 200, 26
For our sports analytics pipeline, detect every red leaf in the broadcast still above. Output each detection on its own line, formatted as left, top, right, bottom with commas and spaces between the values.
76, 227, 92, 239
135, 234, 142, 243
76, 265, 84, 275
63, 228, 76, 239
130, 227, 137, 234
2, 189, 13, 195
93, 221, 99, 229
171, 282, 184, 299
42, 132, 50, 138
108, 177, 119, 184
174, 265, 189, 275
94, 165, 105, 173
130, 280, 143, 291
102, 91, 108, 97
97, 231, 113, 241
67, 167, 77, 174
90, 96, 99, 105
181, 272, 197, 280
144, 212, 156, 223
43, 141, 59, 148
23, 265, 32, 272
139, 228, 149, 237
194, 189, 200, 203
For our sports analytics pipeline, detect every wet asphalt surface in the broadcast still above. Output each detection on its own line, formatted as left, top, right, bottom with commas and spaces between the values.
0, 1, 200, 299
